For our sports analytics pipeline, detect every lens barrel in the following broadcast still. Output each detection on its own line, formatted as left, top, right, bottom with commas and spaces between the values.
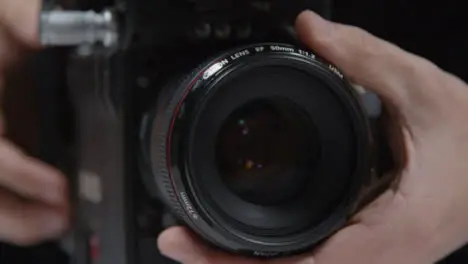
140, 43, 374, 257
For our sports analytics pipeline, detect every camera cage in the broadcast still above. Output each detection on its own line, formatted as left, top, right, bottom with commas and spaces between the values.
34, 1, 396, 264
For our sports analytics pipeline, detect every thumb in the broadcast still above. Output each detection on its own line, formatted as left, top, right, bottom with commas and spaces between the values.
158, 227, 263, 264
158, 227, 316, 264
295, 10, 447, 119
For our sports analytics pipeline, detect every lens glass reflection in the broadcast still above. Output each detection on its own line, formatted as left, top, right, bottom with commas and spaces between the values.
216, 98, 319, 205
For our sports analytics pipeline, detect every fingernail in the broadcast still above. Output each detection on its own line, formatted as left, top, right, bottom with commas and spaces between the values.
40, 213, 66, 235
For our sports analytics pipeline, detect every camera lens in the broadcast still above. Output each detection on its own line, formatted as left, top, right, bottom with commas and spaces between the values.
141, 43, 373, 257
216, 98, 319, 206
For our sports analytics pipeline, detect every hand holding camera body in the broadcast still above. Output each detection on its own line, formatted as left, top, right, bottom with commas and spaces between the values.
39, 0, 394, 263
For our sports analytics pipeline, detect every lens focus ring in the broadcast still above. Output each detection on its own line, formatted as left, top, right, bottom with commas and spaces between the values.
141, 43, 374, 257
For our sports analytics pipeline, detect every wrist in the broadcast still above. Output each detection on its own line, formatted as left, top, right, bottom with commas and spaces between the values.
424, 212, 468, 262
371, 195, 453, 264
396, 196, 468, 263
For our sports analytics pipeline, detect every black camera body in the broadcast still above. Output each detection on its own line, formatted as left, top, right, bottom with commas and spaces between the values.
37, 1, 393, 264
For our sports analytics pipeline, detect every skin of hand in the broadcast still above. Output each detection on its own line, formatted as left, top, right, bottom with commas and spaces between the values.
157, 10, 468, 264
0, 0, 69, 245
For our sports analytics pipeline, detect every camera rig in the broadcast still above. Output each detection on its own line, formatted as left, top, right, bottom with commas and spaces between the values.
37, 1, 337, 264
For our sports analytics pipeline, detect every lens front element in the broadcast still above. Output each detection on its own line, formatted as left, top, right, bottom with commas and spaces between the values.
143, 43, 372, 257
216, 98, 319, 206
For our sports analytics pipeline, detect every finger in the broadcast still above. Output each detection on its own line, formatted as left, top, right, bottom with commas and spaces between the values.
0, 188, 68, 245
0, 0, 41, 47
158, 227, 262, 264
295, 10, 452, 116
0, 140, 67, 206
158, 227, 314, 264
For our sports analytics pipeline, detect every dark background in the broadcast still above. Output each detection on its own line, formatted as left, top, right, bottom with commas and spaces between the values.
1, 0, 468, 263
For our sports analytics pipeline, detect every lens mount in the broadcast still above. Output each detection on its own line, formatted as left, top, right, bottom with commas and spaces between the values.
140, 43, 373, 257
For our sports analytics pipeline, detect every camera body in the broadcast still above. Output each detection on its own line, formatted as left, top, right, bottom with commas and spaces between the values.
37, 1, 393, 264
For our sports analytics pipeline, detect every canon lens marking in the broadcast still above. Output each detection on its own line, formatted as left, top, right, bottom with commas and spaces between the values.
230, 49, 251, 61
269, 45, 294, 52
297, 49, 316, 59
253, 251, 281, 257
203, 59, 228, 80
328, 65, 344, 79
180, 192, 199, 220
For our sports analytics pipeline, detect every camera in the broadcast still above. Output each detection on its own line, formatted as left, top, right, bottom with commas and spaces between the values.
37, 0, 394, 263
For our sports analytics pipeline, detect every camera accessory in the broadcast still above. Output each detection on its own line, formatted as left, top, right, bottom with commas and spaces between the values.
139, 43, 381, 257
40, 10, 118, 47
37, 0, 393, 263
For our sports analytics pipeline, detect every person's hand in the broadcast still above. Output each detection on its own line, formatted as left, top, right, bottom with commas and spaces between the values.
157, 10, 468, 264
0, 0, 69, 245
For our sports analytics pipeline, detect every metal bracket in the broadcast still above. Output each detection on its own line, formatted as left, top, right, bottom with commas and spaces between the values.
40, 9, 119, 53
